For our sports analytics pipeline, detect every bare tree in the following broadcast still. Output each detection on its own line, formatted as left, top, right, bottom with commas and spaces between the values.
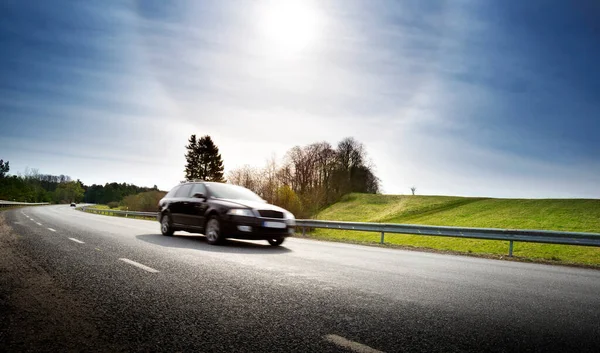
336, 137, 364, 171
227, 165, 260, 192
259, 156, 279, 203
410, 186, 416, 196
228, 137, 380, 217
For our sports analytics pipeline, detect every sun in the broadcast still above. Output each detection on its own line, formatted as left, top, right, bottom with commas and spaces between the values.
258, 0, 320, 55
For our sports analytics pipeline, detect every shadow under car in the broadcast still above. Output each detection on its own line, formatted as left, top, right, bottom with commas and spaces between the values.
135, 233, 292, 255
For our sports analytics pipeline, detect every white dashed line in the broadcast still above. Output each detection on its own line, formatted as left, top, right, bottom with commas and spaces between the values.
35, 222, 42, 226
119, 258, 159, 273
47, 228, 57, 232
68, 238, 85, 244
324, 335, 384, 353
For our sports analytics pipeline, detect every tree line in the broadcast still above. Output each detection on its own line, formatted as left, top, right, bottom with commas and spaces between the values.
3, 132, 380, 215
182, 135, 380, 218
84, 183, 159, 204
226, 137, 379, 218
0, 159, 160, 206
0, 163, 85, 203
182, 135, 379, 217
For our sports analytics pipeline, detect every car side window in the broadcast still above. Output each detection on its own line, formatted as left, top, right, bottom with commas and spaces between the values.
190, 183, 207, 197
175, 184, 193, 198
165, 185, 180, 198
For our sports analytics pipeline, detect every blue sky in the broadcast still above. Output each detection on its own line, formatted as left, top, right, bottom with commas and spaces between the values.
1, 0, 599, 198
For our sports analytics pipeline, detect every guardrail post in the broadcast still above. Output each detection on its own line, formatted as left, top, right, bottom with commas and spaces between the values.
380, 231, 385, 244
302, 227, 306, 237
508, 241, 514, 257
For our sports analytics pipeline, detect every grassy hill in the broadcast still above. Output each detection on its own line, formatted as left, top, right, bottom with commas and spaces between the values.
309, 194, 600, 266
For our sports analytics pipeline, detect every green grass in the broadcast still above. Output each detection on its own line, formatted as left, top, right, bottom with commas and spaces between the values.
90, 204, 111, 210
0, 206, 25, 212
310, 194, 600, 266
91, 204, 126, 210
81, 205, 155, 221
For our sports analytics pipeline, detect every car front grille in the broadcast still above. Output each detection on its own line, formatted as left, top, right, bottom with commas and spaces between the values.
258, 210, 284, 219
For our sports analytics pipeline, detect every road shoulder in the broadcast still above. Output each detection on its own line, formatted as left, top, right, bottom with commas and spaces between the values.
0, 213, 120, 352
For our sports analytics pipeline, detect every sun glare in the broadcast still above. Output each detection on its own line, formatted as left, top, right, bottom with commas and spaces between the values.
258, 0, 320, 55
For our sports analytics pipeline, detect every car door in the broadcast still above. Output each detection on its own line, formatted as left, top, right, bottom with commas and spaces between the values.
171, 184, 193, 225
188, 183, 209, 228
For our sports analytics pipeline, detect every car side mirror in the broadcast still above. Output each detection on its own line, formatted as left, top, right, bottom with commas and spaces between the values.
193, 192, 206, 199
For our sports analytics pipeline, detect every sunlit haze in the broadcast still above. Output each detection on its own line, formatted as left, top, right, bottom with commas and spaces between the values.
258, 0, 322, 55
1, 0, 599, 197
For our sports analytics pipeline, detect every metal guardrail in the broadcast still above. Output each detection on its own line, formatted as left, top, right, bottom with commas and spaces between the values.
295, 220, 600, 257
80, 207, 157, 218
0, 200, 50, 208
79, 207, 600, 257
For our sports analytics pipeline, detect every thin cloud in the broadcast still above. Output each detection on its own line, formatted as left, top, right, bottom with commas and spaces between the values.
1, 0, 599, 197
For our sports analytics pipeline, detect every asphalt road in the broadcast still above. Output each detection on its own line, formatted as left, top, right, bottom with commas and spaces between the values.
1, 205, 599, 352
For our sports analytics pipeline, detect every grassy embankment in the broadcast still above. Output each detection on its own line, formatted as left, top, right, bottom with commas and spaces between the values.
310, 194, 600, 266
80, 204, 156, 221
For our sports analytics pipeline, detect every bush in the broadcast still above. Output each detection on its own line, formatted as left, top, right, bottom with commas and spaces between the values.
121, 190, 166, 212
107, 201, 120, 209
274, 185, 305, 218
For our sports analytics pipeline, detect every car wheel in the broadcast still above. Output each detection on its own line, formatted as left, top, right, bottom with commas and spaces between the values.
268, 237, 285, 246
161, 213, 174, 236
205, 216, 224, 245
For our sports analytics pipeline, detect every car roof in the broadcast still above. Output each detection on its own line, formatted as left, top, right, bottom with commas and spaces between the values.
182, 180, 206, 184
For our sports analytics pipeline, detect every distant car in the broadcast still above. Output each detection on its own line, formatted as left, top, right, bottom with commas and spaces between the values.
158, 181, 295, 246
70, 202, 76, 207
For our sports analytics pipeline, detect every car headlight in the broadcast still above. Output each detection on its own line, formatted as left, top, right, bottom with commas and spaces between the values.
227, 209, 255, 217
283, 211, 295, 220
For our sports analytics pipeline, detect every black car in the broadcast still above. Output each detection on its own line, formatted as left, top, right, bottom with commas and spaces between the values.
158, 181, 295, 246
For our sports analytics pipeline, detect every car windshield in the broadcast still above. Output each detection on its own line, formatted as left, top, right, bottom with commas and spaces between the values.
206, 183, 264, 202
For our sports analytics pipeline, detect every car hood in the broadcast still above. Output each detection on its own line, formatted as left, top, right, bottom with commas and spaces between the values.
213, 198, 289, 213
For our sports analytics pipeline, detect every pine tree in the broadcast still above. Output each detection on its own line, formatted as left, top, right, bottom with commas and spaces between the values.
0, 159, 9, 178
184, 135, 225, 182
184, 135, 200, 180
205, 138, 225, 182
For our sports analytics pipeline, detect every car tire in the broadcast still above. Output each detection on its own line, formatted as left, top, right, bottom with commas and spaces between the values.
205, 215, 224, 245
161, 213, 174, 236
268, 237, 285, 246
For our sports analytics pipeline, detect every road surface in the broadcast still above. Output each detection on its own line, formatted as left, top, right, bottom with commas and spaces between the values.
1, 205, 599, 352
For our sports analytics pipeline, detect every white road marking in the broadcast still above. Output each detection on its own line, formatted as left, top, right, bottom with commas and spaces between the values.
35, 222, 42, 226
324, 335, 384, 353
119, 258, 159, 273
47, 228, 57, 232
68, 238, 85, 244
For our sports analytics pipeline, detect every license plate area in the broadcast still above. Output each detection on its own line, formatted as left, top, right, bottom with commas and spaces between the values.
263, 221, 286, 229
